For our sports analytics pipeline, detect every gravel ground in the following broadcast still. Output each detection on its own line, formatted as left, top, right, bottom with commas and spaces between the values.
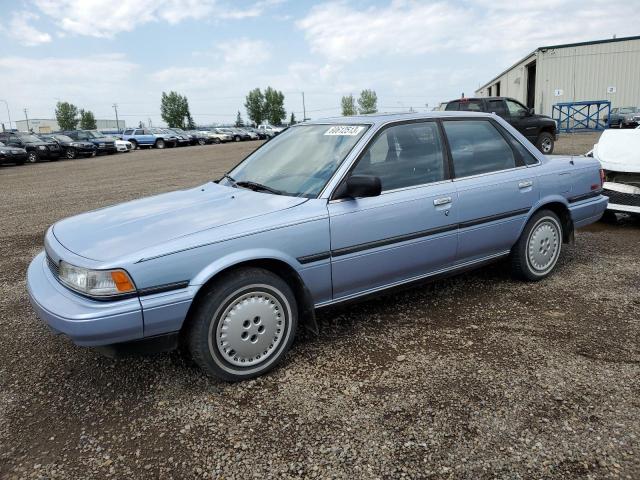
1, 137, 638, 479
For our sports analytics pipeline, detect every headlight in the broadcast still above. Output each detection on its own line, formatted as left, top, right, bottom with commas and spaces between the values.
38, 145, 46, 150
58, 261, 136, 298
99, 143, 105, 147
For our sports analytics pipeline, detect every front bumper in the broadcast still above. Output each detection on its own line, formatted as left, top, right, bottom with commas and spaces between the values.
603, 182, 640, 213
0, 152, 27, 164
27, 252, 143, 346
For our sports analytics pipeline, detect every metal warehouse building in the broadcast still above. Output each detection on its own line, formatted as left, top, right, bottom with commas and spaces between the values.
475, 35, 640, 117
14, 118, 125, 133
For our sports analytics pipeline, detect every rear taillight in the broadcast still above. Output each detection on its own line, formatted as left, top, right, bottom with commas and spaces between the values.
600, 169, 605, 187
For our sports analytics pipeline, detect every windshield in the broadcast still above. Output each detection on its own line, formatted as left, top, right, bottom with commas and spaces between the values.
86, 131, 105, 139
54, 135, 73, 142
19, 134, 43, 143
619, 107, 638, 114
224, 124, 368, 198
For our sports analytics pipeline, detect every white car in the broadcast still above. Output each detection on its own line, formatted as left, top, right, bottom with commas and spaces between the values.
115, 139, 133, 152
592, 129, 640, 215
257, 124, 284, 136
199, 130, 232, 144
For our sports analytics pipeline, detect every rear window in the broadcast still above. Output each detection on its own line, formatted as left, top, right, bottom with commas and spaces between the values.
445, 100, 483, 112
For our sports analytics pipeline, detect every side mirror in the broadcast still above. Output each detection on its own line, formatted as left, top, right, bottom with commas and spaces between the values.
344, 175, 382, 199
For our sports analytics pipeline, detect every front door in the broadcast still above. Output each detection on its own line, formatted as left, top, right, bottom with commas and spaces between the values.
328, 121, 458, 300
505, 98, 538, 142
441, 119, 538, 262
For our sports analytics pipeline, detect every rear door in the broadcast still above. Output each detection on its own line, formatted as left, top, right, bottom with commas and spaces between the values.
328, 121, 458, 300
442, 118, 538, 262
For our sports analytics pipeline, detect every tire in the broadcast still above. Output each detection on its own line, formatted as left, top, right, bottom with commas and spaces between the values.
535, 132, 554, 154
186, 267, 298, 381
27, 151, 38, 163
198, 138, 206, 146
155, 139, 165, 149
129, 140, 138, 150
234, 135, 241, 142
65, 148, 77, 160
214, 138, 221, 144
511, 209, 563, 281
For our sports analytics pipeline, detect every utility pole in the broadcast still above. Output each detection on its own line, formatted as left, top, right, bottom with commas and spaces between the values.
0, 100, 12, 131
148, 117, 152, 127
113, 103, 120, 131
24, 108, 30, 132
301, 92, 307, 121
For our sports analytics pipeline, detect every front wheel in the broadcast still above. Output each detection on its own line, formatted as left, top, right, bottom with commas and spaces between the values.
186, 267, 298, 381
65, 148, 77, 159
27, 151, 38, 163
214, 138, 221, 144
234, 135, 241, 142
511, 210, 563, 281
155, 139, 165, 149
129, 140, 138, 150
535, 132, 554, 154
198, 138, 206, 145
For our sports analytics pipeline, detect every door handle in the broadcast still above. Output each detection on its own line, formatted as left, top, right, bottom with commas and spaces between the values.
518, 180, 533, 189
433, 196, 452, 206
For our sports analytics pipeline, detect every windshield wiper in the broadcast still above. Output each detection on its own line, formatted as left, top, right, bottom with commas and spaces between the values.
235, 181, 283, 195
220, 173, 237, 186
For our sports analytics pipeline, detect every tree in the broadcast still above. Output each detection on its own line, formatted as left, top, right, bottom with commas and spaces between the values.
289, 112, 296, 125
160, 91, 193, 128
264, 87, 286, 126
357, 89, 378, 114
341, 94, 357, 116
235, 110, 245, 127
79, 109, 97, 130
55, 101, 79, 130
244, 88, 265, 125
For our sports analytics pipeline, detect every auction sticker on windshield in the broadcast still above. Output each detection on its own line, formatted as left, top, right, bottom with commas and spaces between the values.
324, 126, 365, 136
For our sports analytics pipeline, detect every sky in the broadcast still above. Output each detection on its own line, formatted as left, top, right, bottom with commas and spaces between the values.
1, 0, 639, 128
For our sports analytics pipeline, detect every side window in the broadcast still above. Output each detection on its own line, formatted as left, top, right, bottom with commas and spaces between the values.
443, 120, 516, 178
445, 101, 459, 111
458, 100, 483, 112
134, 129, 144, 135
509, 138, 539, 166
487, 99, 508, 118
506, 100, 528, 117
123, 129, 133, 135
351, 122, 446, 191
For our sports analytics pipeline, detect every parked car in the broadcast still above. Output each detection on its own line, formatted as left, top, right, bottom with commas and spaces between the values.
167, 128, 193, 146
120, 128, 176, 149
242, 127, 267, 140
27, 112, 607, 381
591, 129, 640, 216
39, 134, 96, 159
0, 131, 62, 163
185, 130, 209, 145
204, 129, 232, 143
444, 97, 558, 154
0, 141, 27, 165
115, 139, 133, 152
238, 128, 259, 140
257, 124, 284, 136
607, 107, 639, 128
59, 130, 117, 155
216, 127, 250, 142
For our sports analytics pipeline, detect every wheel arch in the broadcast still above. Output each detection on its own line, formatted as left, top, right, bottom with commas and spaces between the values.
521, 197, 574, 244
183, 254, 317, 339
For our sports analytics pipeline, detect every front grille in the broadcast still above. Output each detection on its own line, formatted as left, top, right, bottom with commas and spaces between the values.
604, 189, 640, 207
46, 255, 60, 278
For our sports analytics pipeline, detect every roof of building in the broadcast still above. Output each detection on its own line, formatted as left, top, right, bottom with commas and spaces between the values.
477, 35, 640, 91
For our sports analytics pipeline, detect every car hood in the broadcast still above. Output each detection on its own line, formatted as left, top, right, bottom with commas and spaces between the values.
52, 182, 308, 262
594, 130, 640, 173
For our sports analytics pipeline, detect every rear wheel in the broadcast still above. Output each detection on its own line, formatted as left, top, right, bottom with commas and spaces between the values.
27, 151, 38, 163
186, 267, 298, 381
129, 140, 138, 150
214, 138, 221, 144
155, 139, 165, 149
234, 135, 241, 142
65, 148, 77, 159
535, 132, 554, 154
511, 209, 562, 281
198, 138, 206, 146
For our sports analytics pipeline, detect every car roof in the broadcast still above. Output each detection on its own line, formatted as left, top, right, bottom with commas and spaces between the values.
308, 111, 492, 127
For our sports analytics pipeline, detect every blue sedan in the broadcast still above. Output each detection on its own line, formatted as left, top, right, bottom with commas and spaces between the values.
27, 112, 608, 381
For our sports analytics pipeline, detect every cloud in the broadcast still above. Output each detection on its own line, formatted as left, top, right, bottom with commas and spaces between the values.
5, 12, 52, 46
0, 54, 139, 117
219, 0, 286, 19
218, 38, 271, 65
297, 0, 640, 63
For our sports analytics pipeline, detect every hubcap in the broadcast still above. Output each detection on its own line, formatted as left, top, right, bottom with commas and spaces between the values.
28, 153, 37, 163
214, 290, 285, 367
541, 138, 552, 152
527, 219, 560, 273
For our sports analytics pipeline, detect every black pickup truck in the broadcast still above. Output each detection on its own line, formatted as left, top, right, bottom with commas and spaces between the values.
444, 97, 558, 154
